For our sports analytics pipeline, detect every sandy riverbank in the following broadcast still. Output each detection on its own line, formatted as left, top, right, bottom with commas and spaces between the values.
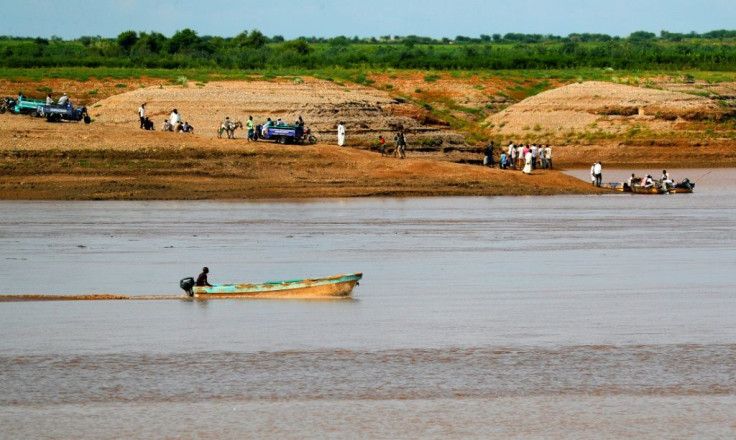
1, 75, 734, 200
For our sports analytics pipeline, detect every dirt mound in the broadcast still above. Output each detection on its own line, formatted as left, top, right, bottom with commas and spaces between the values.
91, 78, 460, 144
486, 81, 731, 142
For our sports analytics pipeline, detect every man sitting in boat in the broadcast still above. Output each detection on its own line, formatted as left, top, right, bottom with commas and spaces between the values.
196, 267, 212, 287
661, 170, 674, 188
642, 175, 654, 187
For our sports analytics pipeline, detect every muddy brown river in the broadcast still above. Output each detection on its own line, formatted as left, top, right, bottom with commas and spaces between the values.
1, 169, 735, 439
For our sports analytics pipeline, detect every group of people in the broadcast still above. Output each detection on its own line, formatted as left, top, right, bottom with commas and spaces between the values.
378, 131, 408, 158
137, 103, 194, 133
261, 116, 305, 133
484, 141, 553, 174
44, 92, 69, 106
628, 170, 673, 188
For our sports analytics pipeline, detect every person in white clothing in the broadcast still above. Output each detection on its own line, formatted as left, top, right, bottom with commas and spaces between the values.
138, 103, 146, 129
170, 109, 181, 132
57, 93, 68, 106
590, 163, 596, 186
337, 122, 346, 147
517, 145, 525, 169
544, 145, 552, 169
523, 150, 533, 174
661, 169, 673, 187
593, 162, 603, 187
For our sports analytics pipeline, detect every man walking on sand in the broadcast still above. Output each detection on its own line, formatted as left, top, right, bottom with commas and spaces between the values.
337, 122, 346, 147
138, 103, 146, 129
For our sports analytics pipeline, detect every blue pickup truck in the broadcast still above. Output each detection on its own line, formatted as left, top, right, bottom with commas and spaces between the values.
254, 124, 317, 144
36, 101, 90, 123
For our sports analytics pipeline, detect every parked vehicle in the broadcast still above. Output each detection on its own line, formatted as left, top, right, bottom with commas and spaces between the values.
254, 124, 316, 144
12, 95, 45, 116
36, 101, 90, 123
300, 126, 318, 144
0, 97, 17, 114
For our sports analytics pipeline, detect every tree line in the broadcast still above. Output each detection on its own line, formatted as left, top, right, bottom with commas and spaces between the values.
2, 29, 736, 70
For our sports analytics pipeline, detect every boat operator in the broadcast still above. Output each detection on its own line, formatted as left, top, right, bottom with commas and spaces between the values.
196, 267, 212, 287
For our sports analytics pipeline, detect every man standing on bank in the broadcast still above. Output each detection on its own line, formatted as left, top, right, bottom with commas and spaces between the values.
594, 161, 603, 187
138, 103, 146, 129
337, 121, 346, 147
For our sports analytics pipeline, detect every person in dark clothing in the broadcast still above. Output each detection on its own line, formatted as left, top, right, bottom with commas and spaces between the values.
484, 141, 495, 167
196, 267, 212, 287
143, 117, 154, 130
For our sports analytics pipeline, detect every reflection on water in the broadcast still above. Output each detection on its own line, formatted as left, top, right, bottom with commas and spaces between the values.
1, 169, 735, 438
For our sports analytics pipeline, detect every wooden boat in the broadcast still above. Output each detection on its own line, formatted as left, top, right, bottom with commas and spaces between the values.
629, 184, 667, 194
626, 178, 694, 194
183, 273, 362, 299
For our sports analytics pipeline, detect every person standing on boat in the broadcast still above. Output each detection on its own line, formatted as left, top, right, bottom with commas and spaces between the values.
594, 162, 603, 187
196, 267, 212, 287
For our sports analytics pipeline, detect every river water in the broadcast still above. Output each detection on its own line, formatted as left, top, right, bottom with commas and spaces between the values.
1, 169, 735, 439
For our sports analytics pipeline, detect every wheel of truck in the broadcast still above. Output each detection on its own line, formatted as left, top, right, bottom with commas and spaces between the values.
278, 136, 288, 145
308, 135, 317, 145
0, 106, 6, 114
30, 111, 39, 118
83, 115, 91, 124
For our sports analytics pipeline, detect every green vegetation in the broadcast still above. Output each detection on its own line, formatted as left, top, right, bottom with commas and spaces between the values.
4, 28, 736, 70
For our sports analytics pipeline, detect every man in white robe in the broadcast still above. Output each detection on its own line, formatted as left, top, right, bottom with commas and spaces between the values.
337, 122, 346, 147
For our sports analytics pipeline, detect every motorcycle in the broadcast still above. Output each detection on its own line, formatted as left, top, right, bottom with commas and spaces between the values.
299, 127, 317, 144
0, 97, 17, 114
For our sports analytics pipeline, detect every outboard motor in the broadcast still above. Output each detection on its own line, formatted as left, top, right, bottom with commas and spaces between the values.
180, 277, 195, 297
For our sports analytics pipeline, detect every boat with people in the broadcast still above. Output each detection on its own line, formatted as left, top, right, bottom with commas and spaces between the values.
623, 177, 695, 194
179, 272, 362, 298
614, 171, 695, 194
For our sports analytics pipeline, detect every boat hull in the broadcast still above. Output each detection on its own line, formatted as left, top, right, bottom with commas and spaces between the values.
670, 185, 694, 194
192, 273, 362, 299
629, 185, 667, 194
